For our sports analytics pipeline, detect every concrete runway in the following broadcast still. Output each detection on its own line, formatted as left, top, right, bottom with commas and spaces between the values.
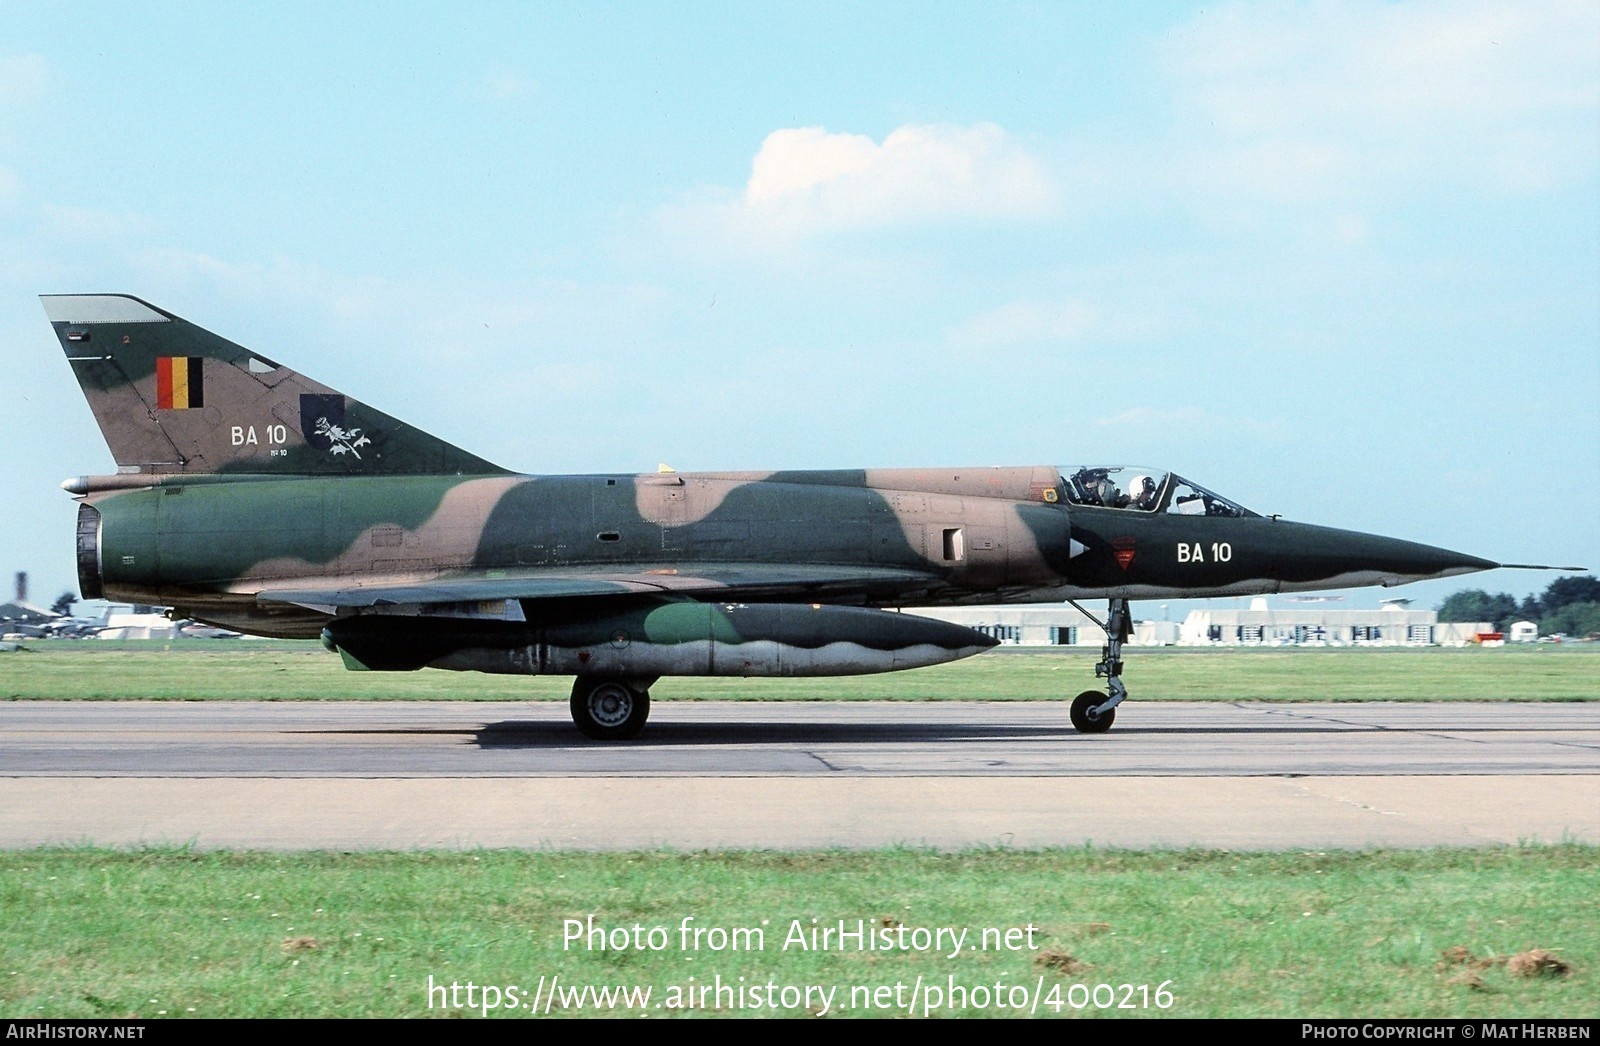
2, 700, 1596, 850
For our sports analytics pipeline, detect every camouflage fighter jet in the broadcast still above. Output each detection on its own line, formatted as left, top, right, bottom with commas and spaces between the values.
44, 294, 1515, 738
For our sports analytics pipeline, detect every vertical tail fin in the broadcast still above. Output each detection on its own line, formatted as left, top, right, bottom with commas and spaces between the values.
43, 294, 506, 477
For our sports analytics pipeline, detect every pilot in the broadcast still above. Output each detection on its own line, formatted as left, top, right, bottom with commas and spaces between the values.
1075, 469, 1107, 506
1128, 474, 1159, 511
1089, 474, 1122, 507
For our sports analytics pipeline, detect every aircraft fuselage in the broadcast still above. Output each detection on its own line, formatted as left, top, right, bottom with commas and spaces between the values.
76, 465, 1492, 636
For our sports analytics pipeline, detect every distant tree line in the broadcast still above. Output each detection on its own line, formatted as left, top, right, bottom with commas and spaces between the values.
1437, 575, 1600, 636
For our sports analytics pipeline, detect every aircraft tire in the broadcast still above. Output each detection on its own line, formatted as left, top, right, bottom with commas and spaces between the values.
570, 678, 650, 740
1070, 690, 1115, 734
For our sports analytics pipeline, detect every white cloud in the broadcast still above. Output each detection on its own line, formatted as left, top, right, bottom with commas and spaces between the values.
1327, 213, 1371, 247
1170, 1, 1595, 131
116, 247, 678, 470
949, 299, 1097, 347
478, 66, 538, 102
0, 54, 46, 108
940, 299, 1107, 351
1097, 406, 1209, 427
40, 204, 156, 239
128, 248, 347, 309
1188, 140, 1360, 204
121, 247, 676, 415
1158, 0, 1600, 199
1094, 406, 1287, 440
946, 298, 1159, 349
674, 122, 1055, 241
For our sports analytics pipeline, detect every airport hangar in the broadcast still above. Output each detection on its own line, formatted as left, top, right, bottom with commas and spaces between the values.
906, 603, 1495, 648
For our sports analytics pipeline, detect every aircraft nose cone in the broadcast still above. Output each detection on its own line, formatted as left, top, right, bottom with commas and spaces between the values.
1374, 536, 1496, 583
1428, 548, 1500, 577
1324, 528, 1497, 586
1260, 522, 1498, 591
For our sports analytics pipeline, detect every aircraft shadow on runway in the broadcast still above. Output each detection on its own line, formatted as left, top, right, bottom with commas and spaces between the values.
302, 721, 1093, 746
453, 719, 1440, 746
286, 717, 1572, 749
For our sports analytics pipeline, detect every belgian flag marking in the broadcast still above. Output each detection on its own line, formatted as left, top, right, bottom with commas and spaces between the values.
156, 356, 204, 409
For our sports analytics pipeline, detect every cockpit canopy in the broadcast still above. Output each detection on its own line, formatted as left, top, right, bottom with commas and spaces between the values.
1061, 466, 1258, 518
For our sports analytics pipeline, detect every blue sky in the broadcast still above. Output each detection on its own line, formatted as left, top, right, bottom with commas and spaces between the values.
3, 1, 1596, 613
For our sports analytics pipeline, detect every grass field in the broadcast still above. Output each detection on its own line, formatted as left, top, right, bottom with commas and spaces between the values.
0, 846, 1593, 1019
1, 640, 1596, 702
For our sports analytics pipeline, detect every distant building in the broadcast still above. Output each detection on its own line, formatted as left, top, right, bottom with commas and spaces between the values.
907, 604, 1487, 647
0, 600, 57, 627
1509, 620, 1539, 643
907, 605, 1114, 646
0, 602, 60, 638
1177, 608, 1486, 647
96, 606, 183, 640
1, 571, 61, 636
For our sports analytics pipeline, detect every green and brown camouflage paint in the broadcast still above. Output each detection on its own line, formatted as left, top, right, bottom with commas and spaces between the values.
45, 294, 1497, 684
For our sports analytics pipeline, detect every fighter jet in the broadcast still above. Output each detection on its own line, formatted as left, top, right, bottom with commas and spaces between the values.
43, 294, 1516, 738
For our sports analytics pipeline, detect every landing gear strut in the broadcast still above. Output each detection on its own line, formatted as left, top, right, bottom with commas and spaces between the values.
570, 677, 653, 740
1067, 598, 1130, 734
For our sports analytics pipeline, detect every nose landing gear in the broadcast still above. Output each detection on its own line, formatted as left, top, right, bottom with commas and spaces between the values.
1068, 597, 1130, 734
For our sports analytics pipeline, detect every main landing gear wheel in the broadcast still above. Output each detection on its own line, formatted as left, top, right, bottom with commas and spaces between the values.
570, 678, 650, 740
1071, 690, 1115, 733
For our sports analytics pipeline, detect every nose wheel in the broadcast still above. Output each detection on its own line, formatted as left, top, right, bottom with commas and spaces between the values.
1071, 689, 1117, 733
1067, 598, 1130, 734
